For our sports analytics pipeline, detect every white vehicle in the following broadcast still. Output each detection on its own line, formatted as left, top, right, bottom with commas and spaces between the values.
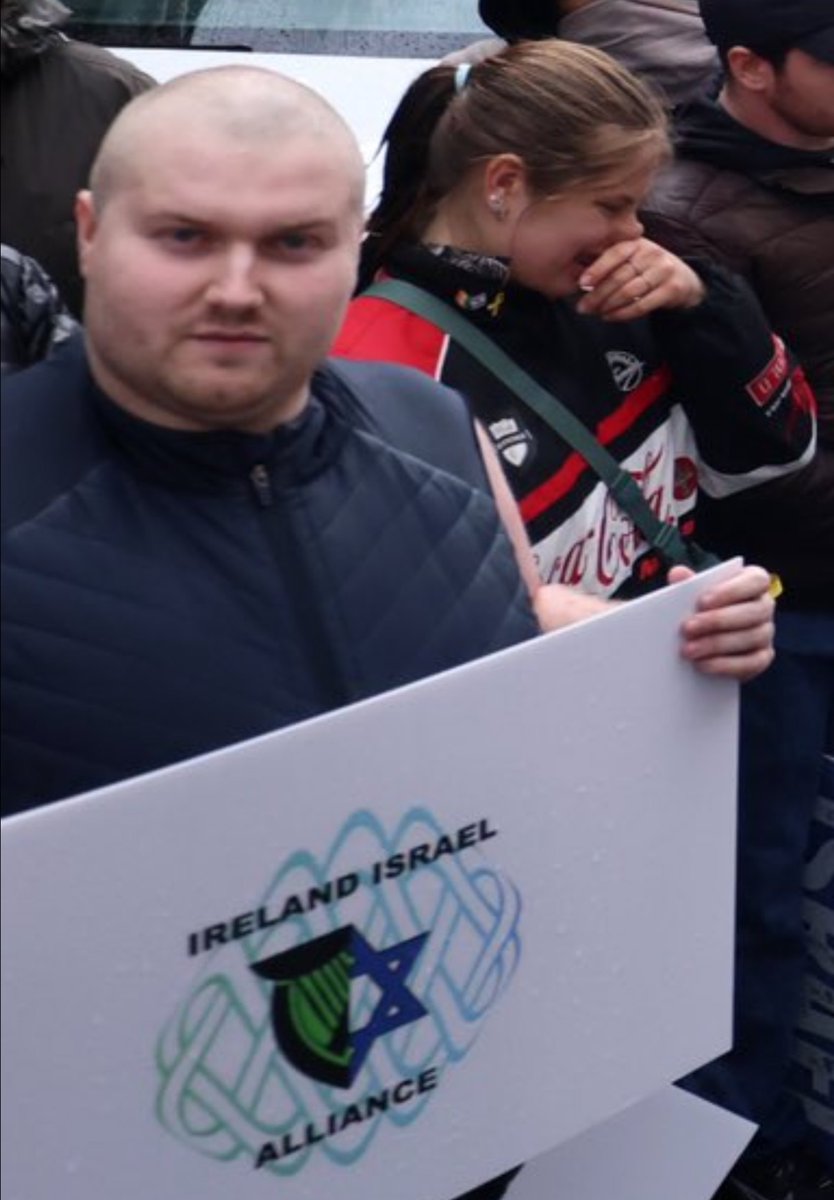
66, 0, 491, 205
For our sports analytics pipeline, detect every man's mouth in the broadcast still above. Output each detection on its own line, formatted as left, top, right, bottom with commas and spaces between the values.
192, 331, 269, 342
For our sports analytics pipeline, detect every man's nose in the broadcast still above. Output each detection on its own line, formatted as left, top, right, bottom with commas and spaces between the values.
205, 246, 264, 308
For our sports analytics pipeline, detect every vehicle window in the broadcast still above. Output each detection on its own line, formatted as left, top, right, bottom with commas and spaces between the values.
66, 0, 490, 55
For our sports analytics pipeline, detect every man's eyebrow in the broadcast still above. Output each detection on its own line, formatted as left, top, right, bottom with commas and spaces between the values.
145, 211, 208, 225
145, 213, 336, 232
264, 218, 336, 233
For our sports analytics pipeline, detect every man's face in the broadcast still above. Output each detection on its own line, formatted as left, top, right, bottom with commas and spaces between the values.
77, 128, 363, 431
768, 48, 834, 140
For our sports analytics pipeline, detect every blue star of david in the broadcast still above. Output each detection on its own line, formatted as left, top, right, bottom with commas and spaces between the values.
348, 929, 429, 1074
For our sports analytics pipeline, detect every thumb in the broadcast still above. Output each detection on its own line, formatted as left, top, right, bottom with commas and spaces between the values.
667, 565, 695, 586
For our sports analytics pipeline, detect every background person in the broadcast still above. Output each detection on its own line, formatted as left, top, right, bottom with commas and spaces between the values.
641, 0, 834, 1194
335, 40, 810, 669
1, 0, 154, 315
0, 241, 77, 373
447, 0, 719, 108
333, 49, 823, 1194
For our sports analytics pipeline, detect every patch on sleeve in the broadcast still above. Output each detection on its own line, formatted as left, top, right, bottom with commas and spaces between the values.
746, 336, 789, 407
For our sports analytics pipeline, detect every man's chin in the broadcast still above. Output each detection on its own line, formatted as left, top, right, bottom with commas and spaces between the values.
164, 372, 302, 432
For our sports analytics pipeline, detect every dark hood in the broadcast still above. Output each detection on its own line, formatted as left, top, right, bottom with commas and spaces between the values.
1, 0, 69, 77
674, 96, 834, 190
477, 0, 555, 41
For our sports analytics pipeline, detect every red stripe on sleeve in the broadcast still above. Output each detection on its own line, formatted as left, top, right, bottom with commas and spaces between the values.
519, 366, 672, 524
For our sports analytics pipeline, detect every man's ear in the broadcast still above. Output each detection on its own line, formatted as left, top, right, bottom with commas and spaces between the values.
75, 189, 98, 277
726, 45, 776, 93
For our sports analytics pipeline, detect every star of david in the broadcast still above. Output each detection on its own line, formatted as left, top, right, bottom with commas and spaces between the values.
348, 929, 429, 1073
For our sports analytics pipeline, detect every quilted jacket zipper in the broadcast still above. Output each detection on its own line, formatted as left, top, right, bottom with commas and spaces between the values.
249, 463, 352, 711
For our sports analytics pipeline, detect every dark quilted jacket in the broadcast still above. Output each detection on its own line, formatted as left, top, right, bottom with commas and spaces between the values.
1, 337, 537, 815
643, 97, 834, 609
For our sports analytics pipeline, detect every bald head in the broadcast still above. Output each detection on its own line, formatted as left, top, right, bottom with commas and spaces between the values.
89, 65, 365, 211
75, 63, 368, 435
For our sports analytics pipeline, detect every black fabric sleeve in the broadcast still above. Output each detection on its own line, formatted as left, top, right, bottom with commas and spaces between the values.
650, 259, 816, 497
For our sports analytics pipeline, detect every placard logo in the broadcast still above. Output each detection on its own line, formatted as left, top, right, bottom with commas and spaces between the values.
155, 809, 521, 1177
252, 926, 429, 1088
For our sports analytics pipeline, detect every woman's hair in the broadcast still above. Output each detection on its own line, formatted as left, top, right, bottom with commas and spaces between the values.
362, 39, 669, 283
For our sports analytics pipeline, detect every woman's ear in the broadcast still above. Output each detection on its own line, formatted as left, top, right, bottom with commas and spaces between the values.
482, 154, 529, 219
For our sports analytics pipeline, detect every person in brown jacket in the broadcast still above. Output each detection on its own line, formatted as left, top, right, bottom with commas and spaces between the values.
642, 3, 833, 1199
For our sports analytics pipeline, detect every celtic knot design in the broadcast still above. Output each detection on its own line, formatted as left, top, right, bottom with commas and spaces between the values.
155, 807, 522, 1173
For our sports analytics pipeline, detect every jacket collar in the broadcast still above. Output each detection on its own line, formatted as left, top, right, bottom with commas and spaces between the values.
79, 337, 349, 495
387, 242, 548, 324
674, 96, 834, 193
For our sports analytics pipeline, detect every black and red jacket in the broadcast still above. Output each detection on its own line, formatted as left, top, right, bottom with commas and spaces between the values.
334, 244, 816, 599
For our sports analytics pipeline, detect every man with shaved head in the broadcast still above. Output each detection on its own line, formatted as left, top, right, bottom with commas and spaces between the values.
1, 66, 536, 801
1, 64, 537, 1199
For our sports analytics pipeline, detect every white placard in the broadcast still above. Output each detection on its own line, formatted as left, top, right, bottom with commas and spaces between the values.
508, 1086, 756, 1200
1, 565, 740, 1200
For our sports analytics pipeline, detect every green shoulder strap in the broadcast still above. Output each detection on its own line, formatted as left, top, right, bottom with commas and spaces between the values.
363, 278, 717, 572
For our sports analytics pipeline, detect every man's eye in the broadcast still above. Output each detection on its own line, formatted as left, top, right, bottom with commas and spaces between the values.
273, 232, 315, 254
165, 227, 203, 246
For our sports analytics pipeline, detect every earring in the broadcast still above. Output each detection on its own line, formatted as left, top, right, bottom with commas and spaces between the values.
488, 193, 507, 221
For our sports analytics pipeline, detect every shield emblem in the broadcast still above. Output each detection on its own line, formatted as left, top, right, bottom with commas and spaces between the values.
502, 441, 530, 467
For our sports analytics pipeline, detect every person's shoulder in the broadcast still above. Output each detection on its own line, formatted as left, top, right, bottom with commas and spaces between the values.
2, 334, 106, 532
3, 329, 85, 402
58, 38, 155, 96
321, 357, 486, 491
646, 155, 739, 216
327, 355, 466, 412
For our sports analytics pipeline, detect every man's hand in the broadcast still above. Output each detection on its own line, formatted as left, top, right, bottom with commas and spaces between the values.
533, 582, 619, 632
576, 238, 706, 321
670, 564, 776, 682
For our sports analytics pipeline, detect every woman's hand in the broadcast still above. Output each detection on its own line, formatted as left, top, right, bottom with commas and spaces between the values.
670, 564, 776, 682
576, 238, 706, 321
